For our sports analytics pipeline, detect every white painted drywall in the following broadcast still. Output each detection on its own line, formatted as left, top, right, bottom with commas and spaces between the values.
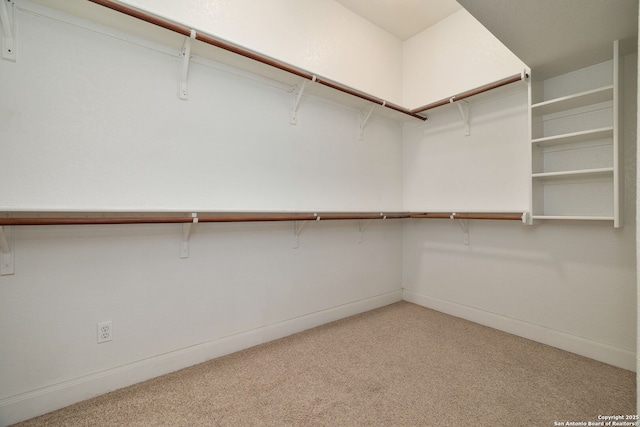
402, 84, 530, 212
402, 9, 528, 109
0, 5, 402, 212
0, 219, 403, 425
117, 0, 404, 105
76, 0, 530, 111
0, 5, 404, 425
403, 52, 637, 370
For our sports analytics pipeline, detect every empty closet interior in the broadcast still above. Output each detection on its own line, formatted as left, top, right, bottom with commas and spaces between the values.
0, 0, 637, 424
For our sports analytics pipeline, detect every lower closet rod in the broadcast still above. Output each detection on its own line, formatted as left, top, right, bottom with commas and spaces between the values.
410, 213, 524, 221
0, 213, 529, 226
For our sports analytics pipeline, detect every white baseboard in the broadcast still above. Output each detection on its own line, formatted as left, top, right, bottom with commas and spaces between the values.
403, 290, 636, 372
0, 290, 402, 427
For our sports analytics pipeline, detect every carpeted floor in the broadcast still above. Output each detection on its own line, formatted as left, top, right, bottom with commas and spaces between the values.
15, 302, 636, 426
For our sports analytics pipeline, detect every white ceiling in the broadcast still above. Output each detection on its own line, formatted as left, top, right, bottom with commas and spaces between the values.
457, 0, 639, 77
35, 0, 639, 81
334, 0, 462, 41
336, 0, 638, 77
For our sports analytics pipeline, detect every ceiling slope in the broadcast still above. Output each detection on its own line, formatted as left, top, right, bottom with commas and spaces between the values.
457, 0, 638, 78
334, 0, 461, 40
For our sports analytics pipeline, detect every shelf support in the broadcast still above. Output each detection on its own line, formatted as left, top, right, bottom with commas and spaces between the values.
181, 213, 198, 258
293, 213, 319, 248
290, 77, 314, 125
457, 219, 470, 245
357, 213, 385, 243
358, 103, 380, 140
357, 219, 372, 243
293, 220, 305, 249
179, 29, 196, 100
0, 0, 16, 61
452, 99, 470, 136
0, 226, 14, 275
450, 213, 470, 245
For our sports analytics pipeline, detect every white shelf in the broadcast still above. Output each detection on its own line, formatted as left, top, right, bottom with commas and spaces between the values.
531, 85, 613, 116
528, 40, 621, 227
531, 127, 613, 147
532, 167, 613, 180
531, 215, 614, 221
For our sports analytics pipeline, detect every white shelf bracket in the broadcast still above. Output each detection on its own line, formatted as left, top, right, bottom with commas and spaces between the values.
357, 219, 372, 243
0, 226, 15, 275
358, 102, 380, 140
179, 29, 196, 100
290, 77, 313, 125
357, 213, 384, 243
450, 213, 470, 245
0, 0, 16, 62
293, 213, 319, 248
293, 221, 306, 249
453, 99, 470, 136
181, 213, 198, 258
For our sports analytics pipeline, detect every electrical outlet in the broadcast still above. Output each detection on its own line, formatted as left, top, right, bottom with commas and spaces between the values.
97, 321, 112, 343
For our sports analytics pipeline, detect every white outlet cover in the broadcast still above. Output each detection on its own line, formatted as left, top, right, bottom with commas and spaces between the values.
97, 321, 112, 344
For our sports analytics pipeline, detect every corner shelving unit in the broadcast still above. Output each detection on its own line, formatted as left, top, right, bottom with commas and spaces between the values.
529, 40, 622, 227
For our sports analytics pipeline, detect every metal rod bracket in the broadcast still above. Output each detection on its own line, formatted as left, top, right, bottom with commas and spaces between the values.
290, 78, 310, 125
293, 220, 306, 249
450, 213, 470, 245
357, 213, 384, 243
358, 103, 380, 140
0, 0, 16, 61
357, 219, 372, 243
293, 213, 319, 248
179, 29, 196, 100
0, 226, 15, 275
455, 100, 470, 136
181, 213, 198, 258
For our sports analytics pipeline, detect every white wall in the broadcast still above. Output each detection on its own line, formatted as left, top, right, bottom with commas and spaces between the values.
402, 84, 530, 212
0, 4, 404, 425
117, 0, 404, 105
402, 9, 528, 109
91, 1, 527, 110
403, 52, 637, 371
0, 220, 403, 425
0, 3, 402, 212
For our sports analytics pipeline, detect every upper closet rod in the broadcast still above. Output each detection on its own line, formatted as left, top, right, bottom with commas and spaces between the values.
0, 213, 410, 226
87, 0, 426, 122
411, 73, 527, 114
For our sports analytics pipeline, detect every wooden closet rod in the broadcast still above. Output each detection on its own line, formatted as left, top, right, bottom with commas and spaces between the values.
0, 213, 410, 226
87, 0, 426, 122
410, 213, 525, 221
411, 73, 527, 114
0, 212, 529, 226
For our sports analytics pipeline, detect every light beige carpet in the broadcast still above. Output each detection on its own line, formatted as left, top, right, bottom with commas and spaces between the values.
15, 302, 635, 426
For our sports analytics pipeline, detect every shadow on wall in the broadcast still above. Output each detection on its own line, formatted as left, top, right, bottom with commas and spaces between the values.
407, 218, 633, 271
